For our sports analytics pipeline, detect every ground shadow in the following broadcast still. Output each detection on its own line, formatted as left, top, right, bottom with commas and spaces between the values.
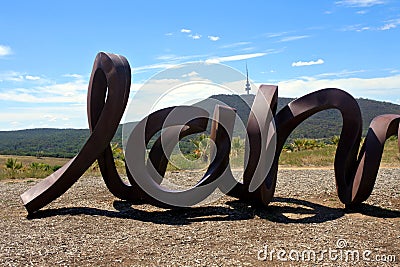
344, 202, 400, 218
27, 202, 253, 225
27, 197, 400, 225
228, 197, 345, 224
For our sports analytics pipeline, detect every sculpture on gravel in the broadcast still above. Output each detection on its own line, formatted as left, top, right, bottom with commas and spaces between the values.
20, 52, 400, 214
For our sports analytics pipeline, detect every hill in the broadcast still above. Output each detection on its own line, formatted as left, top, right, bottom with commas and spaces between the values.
0, 128, 90, 158
208, 94, 400, 139
0, 94, 398, 158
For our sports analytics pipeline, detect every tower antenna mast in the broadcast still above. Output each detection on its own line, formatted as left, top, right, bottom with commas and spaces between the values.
245, 63, 251, 95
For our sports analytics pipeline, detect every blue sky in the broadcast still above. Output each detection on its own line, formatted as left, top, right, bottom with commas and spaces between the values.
0, 0, 399, 130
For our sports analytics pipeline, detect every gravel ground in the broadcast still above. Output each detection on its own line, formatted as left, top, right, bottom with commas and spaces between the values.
0, 168, 399, 266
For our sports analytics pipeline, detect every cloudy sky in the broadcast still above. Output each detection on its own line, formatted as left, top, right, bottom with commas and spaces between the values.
0, 0, 399, 130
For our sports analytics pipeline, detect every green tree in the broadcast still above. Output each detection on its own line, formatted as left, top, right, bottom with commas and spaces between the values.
289, 138, 325, 152
29, 162, 40, 177
231, 136, 244, 157
38, 163, 51, 171
190, 134, 210, 163
111, 142, 125, 168
331, 135, 340, 146
5, 158, 23, 178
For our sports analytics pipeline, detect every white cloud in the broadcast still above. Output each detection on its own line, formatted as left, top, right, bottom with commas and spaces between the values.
182, 71, 199, 78
378, 19, 400, 30
0, 71, 24, 82
0, 71, 48, 82
25, 75, 41, 81
341, 24, 365, 31
220, 42, 251, 49
292, 59, 325, 67
132, 63, 176, 73
0, 91, 86, 103
156, 54, 208, 62
180, 29, 202, 40
189, 34, 201, 40
205, 49, 283, 64
240, 47, 256, 52
205, 52, 267, 64
0, 74, 136, 129
147, 82, 224, 113
343, 18, 400, 32
208, 36, 220, 41
63, 74, 83, 79
156, 54, 176, 61
342, 24, 373, 32
261, 70, 276, 74
43, 114, 57, 122
275, 74, 400, 103
125, 77, 248, 123
335, 0, 385, 7
0, 78, 87, 103
165, 32, 173, 36
134, 54, 214, 74
265, 32, 289, 38
316, 69, 366, 78
0, 105, 87, 130
0, 45, 12, 57
358, 26, 372, 31
37, 81, 87, 96
278, 35, 310, 42
380, 23, 396, 30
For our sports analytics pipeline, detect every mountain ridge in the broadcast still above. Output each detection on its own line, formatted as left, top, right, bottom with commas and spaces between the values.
0, 94, 398, 158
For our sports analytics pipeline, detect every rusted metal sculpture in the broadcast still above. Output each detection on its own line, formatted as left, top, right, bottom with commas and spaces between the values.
21, 52, 131, 213
20, 52, 400, 214
228, 87, 400, 207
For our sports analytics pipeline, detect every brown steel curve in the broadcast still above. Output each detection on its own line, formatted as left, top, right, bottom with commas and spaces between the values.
21, 52, 233, 213
124, 104, 236, 208
273, 90, 399, 206
268, 88, 364, 206
21, 52, 131, 213
231, 87, 399, 207
225, 84, 278, 199
351, 114, 400, 204
20, 52, 400, 214
98, 109, 209, 202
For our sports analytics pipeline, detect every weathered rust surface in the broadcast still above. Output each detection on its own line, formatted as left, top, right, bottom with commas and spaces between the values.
21, 52, 131, 213
21, 52, 400, 214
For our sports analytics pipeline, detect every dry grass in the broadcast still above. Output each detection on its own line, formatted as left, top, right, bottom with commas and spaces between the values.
1, 138, 399, 180
279, 138, 400, 168
0, 155, 69, 167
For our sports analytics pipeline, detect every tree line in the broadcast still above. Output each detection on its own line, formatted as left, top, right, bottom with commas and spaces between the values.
0, 95, 398, 158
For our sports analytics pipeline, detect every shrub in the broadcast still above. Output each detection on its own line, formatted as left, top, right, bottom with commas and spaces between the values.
288, 138, 325, 152
5, 158, 23, 178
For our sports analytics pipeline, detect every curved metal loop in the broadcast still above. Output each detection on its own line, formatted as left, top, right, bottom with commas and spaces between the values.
235, 87, 399, 207
124, 105, 237, 208
20, 52, 400, 214
21, 52, 131, 213
263, 88, 363, 205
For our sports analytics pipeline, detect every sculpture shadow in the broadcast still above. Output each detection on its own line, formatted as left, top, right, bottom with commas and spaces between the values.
241, 197, 400, 224
27, 197, 400, 225
344, 202, 400, 218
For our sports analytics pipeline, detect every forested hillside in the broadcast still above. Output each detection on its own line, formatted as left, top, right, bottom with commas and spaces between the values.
209, 94, 400, 139
0, 94, 398, 158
